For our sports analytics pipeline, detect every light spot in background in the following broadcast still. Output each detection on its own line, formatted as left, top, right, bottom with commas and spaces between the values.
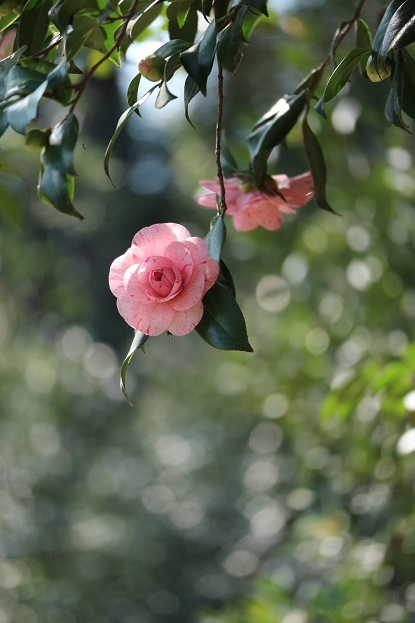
58, 326, 92, 362
384, 170, 415, 196
141, 484, 175, 514
215, 362, 250, 396
83, 343, 117, 380
319, 535, 343, 557
332, 98, 361, 135
169, 501, 204, 530
305, 328, 329, 355
30, 423, 60, 456
256, 275, 290, 312
281, 609, 308, 623
249, 500, 286, 540
318, 292, 343, 323
346, 225, 370, 252
386, 147, 412, 170
262, 393, 289, 419
380, 603, 405, 622
396, 428, 415, 455
387, 330, 407, 355
70, 514, 126, 550
281, 253, 309, 285
222, 549, 259, 577
147, 591, 180, 615
286, 488, 314, 511
154, 435, 193, 467
403, 391, 415, 411
249, 423, 283, 454
401, 290, 415, 319
195, 573, 230, 599
0, 561, 22, 589
243, 460, 279, 491
346, 260, 372, 291
302, 225, 327, 252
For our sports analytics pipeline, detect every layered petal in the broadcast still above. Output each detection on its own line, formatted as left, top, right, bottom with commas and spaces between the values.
117, 299, 175, 336
131, 223, 191, 262
167, 302, 204, 336
109, 250, 137, 301
169, 271, 205, 311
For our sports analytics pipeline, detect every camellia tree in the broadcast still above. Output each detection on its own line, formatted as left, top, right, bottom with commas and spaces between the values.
1, 0, 415, 402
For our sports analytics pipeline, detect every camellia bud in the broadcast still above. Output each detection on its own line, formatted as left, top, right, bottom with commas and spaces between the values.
138, 54, 166, 82
366, 55, 392, 82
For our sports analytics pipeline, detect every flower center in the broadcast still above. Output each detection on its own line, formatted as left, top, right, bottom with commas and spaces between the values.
149, 267, 182, 298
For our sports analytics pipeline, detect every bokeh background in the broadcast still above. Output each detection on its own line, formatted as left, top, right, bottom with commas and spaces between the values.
1, 1, 415, 622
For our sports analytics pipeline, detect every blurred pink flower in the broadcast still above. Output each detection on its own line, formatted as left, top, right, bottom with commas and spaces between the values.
0, 29, 16, 61
109, 223, 219, 336
197, 172, 314, 232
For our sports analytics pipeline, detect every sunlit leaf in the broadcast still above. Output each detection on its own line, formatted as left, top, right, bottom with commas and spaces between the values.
17, 0, 54, 55
155, 80, 177, 108
373, 0, 415, 62
204, 215, 226, 263
302, 112, 335, 213
120, 330, 149, 406
217, 6, 248, 73
7, 80, 47, 134
181, 19, 216, 95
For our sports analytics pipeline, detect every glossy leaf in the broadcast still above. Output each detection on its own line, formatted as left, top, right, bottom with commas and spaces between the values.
355, 18, 372, 76
218, 260, 236, 298
120, 331, 149, 406
196, 283, 253, 352
248, 91, 306, 159
217, 6, 248, 74
385, 50, 410, 132
155, 81, 177, 109
128, 2, 163, 40
43, 113, 79, 173
168, 5, 198, 43
39, 167, 82, 218
402, 49, 415, 119
166, 0, 192, 29
127, 72, 141, 111
49, 0, 99, 31
0, 46, 26, 99
104, 85, 158, 183
126, 0, 164, 40
0, 12, 19, 32
372, 0, 415, 62
7, 81, 47, 134
184, 74, 199, 126
242, 8, 263, 42
302, 113, 335, 213
205, 215, 226, 263
229, 0, 268, 16
315, 48, 370, 118
155, 38, 191, 59
65, 14, 97, 60
181, 19, 216, 95
17, 0, 54, 56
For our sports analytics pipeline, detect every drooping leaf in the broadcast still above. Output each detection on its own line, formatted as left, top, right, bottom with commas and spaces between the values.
180, 19, 216, 95
204, 214, 226, 263
196, 283, 253, 352
83, 19, 121, 66
17, 0, 54, 56
229, 0, 268, 16
167, 0, 198, 42
0, 12, 19, 32
248, 90, 306, 159
372, 0, 415, 62
155, 80, 177, 109
7, 81, 48, 134
184, 74, 199, 126
39, 167, 81, 218
218, 260, 236, 298
315, 48, 371, 118
241, 7, 263, 42
49, 0, 99, 31
4, 65, 45, 98
385, 50, 411, 132
302, 113, 335, 213
217, 6, 249, 74
0, 46, 26, 98
120, 331, 149, 406
104, 85, 158, 183
155, 38, 191, 59
127, 72, 141, 110
43, 113, 79, 173
127, 1, 163, 40
355, 18, 372, 76
402, 49, 415, 119
126, 0, 164, 40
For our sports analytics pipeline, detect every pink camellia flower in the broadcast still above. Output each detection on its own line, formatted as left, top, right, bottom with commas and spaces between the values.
197, 172, 314, 232
109, 223, 219, 337
0, 29, 16, 61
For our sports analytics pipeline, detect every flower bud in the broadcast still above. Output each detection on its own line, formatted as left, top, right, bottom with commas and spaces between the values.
138, 54, 166, 82
366, 55, 392, 82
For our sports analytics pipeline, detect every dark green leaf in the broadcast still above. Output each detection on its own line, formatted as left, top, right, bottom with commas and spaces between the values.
217, 6, 248, 74
315, 48, 371, 118
127, 72, 141, 110
155, 38, 191, 59
373, 0, 415, 62
126, 0, 164, 40
43, 113, 79, 173
251, 148, 271, 187
7, 81, 47, 134
248, 91, 306, 159
49, 0, 99, 31
229, 0, 268, 16
104, 85, 158, 183
128, 1, 163, 40
385, 50, 411, 132
168, 4, 198, 43
184, 74, 199, 126
166, 0, 192, 29
4, 65, 45, 98
196, 283, 253, 352
65, 14, 97, 60
355, 18, 372, 76
202, 0, 212, 18
302, 112, 335, 213
241, 7, 263, 42
402, 49, 415, 118
155, 80, 177, 109
181, 19, 216, 95
163, 51, 182, 81
0, 107, 8, 136
0, 12, 19, 31
220, 137, 240, 177
218, 260, 236, 298
39, 167, 82, 218
204, 214, 226, 263
0, 46, 26, 99
17, 0, 54, 56
120, 331, 149, 406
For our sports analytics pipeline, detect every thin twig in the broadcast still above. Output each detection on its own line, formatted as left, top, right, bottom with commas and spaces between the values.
215, 62, 227, 218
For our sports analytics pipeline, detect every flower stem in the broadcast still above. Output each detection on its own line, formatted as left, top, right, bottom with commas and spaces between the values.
215, 62, 227, 218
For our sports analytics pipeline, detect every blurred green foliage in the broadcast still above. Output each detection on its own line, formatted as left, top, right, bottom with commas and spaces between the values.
0, 1, 415, 623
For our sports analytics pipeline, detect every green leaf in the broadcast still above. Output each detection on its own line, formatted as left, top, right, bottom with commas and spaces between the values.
166, 0, 192, 28
241, 7, 263, 42
127, 1, 163, 40
17, 0, 54, 56
180, 19, 216, 95
49, 0, 99, 31
184, 74, 199, 126
168, 3, 198, 43
229, 0, 268, 17
248, 90, 306, 159
120, 331, 149, 406
4, 65, 45, 98
221, 137, 241, 177
65, 14, 97, 60
155, 80, 177, 109
0, 107, 8, 136
217, 6, 248, 74
373, 0, 415, 62
0, 12, 19, 32
385, 50, 411, 132
302, 113, 335, 213
43, 113, 79, 173
315, 48, 371, 118
204, 215, 226, 263
104, 85, 158, 183
7, 80, 47, 134
126, 0, 164, 40
355, 18, 372, 76
39, 167, 82, 218
127, 72, 141, 110
218, 260, 236, 297
196, 283, 253, 352
0, 46, 26, 98
0, 182, 22, 227
155, 38, 191, 59
402, 49, 415, 118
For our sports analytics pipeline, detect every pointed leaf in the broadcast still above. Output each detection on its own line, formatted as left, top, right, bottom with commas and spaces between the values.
196, 283, 253, 352
7, 80, 47, 134
204, 215, 226, 262
120, 331, 149, 406
373, 0, 415, 62
127, 72, 141, 113
155, 38, 191, 59
155, 80, 177, 108
17, 0, 54, 56
39, 167, 82, 218
315, 48, 371, 118
402, 49, 415, 118
126, 0, 164, 40
181, 19, 216, 95
43, 113, 79, 172
302, 113, 336, 213
217, 6, 248, 73
385, 50, 411, 132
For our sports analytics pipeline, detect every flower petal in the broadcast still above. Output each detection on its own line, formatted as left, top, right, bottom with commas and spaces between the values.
170, 271, 205, 311
109, 250, 136, 301
131, 223, 191, 261
117, 299, 175, 336
203, 257, 220, 293
164, 241, 193, 283
167, 302, 204, 336
274, 172, 314, 208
